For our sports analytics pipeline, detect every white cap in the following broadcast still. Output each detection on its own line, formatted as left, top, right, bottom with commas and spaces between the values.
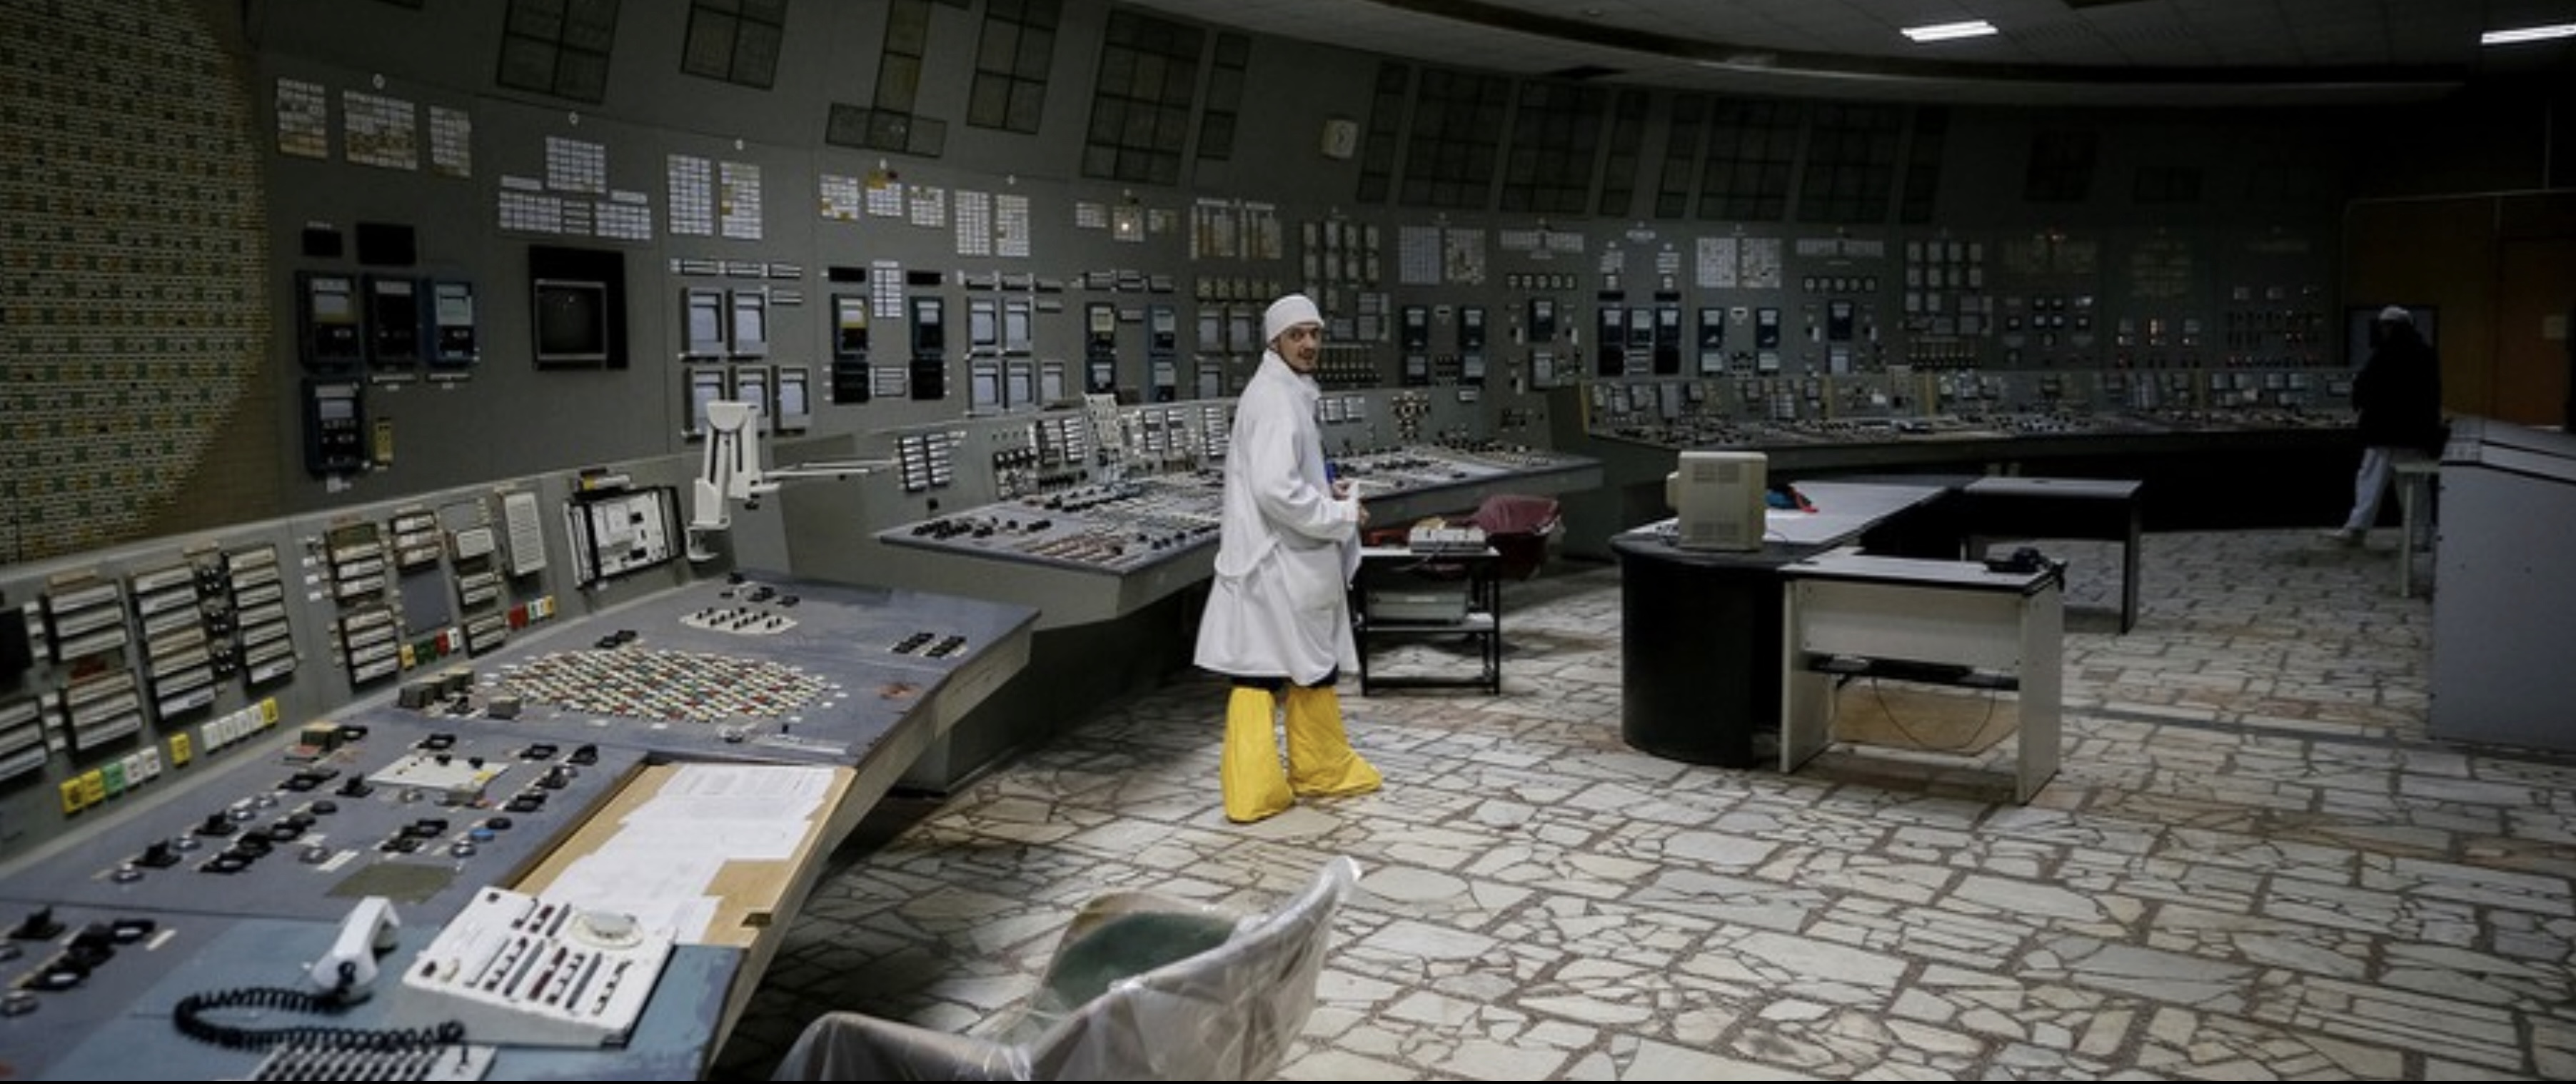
1264, 293, 1322, 346
2379, 304, 2412, 323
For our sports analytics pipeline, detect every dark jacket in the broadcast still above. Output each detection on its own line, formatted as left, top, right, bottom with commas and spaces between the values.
2353, 323, 2445, 453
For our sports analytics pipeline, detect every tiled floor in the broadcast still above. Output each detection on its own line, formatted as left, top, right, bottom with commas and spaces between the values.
712, 528, 2576, 1080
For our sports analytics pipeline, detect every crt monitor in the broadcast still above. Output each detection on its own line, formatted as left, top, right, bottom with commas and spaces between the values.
1667, 450, 1768, 551
533, 278, 610, 365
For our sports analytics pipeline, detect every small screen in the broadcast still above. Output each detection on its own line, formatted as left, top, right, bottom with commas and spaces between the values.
434, 283, 475, 323
733, 374, 770, 418
912, 297, 945, 353
688, 372, 724, 430
369, 282, 421, 360
1004, 306, 1033, 353
534, 280, 609, 362
686, 301, 723, 346
311, 287, 354, 320
835, 296, 870, 356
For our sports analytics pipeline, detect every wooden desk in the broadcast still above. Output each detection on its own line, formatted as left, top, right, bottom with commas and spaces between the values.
1961, 476, 2142, 633
1779, 549, 2064, 803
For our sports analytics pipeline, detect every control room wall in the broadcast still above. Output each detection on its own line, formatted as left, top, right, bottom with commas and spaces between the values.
2345, 190, 2576, 428
227, 0, 2367, 518
219, 1, 1395, 529
6, 0, 2564, 569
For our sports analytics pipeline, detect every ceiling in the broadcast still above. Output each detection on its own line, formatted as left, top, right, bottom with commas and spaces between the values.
1126, 0, 2576, 106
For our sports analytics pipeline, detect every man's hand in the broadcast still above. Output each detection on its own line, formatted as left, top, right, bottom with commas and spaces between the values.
1332, 479, 1369, 523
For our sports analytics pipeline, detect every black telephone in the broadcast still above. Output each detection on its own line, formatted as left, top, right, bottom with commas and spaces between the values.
1983, 546, 2053, 574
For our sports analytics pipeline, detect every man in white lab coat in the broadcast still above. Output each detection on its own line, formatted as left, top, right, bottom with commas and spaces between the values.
1193, 293, 1382, 823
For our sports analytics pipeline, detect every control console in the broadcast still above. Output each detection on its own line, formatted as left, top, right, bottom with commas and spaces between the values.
391, 885, 673, 1048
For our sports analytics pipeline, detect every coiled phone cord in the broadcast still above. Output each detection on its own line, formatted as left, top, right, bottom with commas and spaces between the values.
172, 959, 466, 1052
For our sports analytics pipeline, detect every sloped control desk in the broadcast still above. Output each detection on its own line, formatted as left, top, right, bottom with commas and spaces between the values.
0, 572, 1037, 1080
1778, 548, 2065, 803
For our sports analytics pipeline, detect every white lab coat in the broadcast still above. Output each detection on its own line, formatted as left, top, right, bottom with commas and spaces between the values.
1193, 352, 1362, 686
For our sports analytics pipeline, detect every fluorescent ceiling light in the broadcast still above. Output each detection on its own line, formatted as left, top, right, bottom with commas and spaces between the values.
1901, 19, 1998, 43
2480, 23, 2576, 46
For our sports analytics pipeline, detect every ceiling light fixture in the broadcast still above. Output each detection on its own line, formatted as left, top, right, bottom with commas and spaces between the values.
1901, 19, 1998, 44
2480, 23, 2576, 46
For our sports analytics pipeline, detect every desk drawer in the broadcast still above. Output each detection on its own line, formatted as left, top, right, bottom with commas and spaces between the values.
1792, 578, 2027, 671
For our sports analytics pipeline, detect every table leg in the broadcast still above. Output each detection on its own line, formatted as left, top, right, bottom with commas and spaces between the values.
2120, 505, 2140, 633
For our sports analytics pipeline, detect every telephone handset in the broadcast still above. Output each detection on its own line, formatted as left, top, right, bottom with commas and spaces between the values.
307, 895, 401, 995
1983, 546, 2056, 575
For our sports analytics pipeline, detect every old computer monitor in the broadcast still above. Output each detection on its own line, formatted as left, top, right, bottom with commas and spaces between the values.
1669, 449, 1768, 551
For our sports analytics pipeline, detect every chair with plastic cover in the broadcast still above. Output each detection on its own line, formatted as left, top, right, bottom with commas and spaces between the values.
768, 855, 1363, 1081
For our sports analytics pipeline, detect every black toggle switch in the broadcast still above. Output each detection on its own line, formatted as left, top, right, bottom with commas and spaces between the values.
9, 907, 65, 940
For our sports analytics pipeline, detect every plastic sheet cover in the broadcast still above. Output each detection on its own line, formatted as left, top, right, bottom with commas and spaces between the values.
770, 855, 1362, 1080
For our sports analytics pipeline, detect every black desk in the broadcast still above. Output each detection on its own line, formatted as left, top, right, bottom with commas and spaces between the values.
1613, 481, 1952, 767
1961, 476, 2143, 633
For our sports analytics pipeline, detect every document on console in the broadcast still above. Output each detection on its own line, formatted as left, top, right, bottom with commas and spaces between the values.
539, 764, 838, 941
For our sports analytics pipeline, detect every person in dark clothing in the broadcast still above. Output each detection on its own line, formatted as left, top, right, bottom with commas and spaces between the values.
2325, 305, 2445, 546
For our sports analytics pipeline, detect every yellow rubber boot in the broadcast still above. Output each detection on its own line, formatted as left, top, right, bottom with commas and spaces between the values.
1221, 687, 1294, 823
1284, 685, 1382, 798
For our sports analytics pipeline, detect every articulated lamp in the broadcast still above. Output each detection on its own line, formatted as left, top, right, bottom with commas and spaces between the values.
685, 400, 887, 563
